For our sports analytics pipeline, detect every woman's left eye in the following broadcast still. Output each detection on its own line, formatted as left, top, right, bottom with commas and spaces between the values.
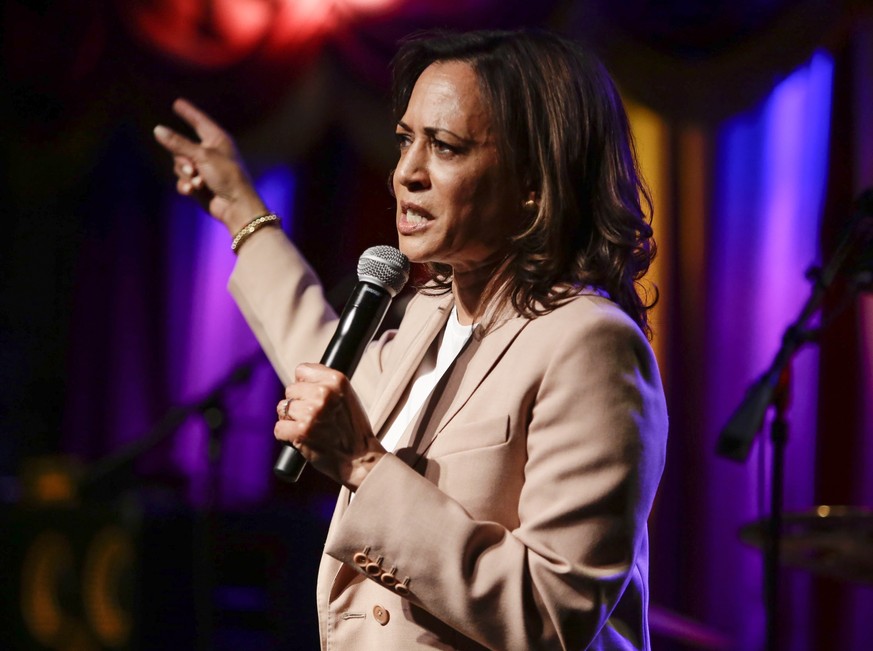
433, 140, 456, 154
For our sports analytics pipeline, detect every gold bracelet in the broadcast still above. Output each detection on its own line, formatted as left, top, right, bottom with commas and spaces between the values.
231, 212, 280, 254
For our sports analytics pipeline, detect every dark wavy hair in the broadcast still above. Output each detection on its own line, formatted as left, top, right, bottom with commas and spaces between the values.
391, 29, 658, 337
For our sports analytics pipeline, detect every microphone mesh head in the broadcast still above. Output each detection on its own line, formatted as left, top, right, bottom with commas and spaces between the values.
357, 246, 410, 297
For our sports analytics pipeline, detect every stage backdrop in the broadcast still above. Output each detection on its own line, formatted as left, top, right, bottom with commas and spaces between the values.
2, 1, 872, 649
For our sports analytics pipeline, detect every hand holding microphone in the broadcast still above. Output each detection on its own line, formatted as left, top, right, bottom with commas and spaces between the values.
273, 246, 410, 484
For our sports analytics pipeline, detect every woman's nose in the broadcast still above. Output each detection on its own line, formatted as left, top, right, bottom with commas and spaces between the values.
395, 143, 429, 191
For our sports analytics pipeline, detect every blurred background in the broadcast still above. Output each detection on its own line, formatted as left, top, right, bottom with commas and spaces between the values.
2, 0, 872, 649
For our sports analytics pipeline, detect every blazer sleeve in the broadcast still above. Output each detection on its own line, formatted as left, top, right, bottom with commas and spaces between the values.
227, 227, 392, 400
324, 305, 668, 650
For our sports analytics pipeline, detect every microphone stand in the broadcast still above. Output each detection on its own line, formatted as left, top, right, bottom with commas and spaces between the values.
79, 353, 264, 651
80, 353, 262, 496
715, 188, 872, 651
764, 365, 790, 651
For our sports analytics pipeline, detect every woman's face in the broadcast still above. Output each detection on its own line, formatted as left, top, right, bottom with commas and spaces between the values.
393, 60, 520, 272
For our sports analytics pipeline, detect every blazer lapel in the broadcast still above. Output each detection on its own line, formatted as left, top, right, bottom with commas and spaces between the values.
367, 294, 453, 436
437, 315, 529, 430
402, 313, 530, 464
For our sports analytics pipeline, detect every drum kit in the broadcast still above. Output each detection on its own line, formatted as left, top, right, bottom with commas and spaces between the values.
649, 504, 873, 649
740, 505, 873, 586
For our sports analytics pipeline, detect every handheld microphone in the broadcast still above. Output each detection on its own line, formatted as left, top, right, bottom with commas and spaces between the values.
274, 245, 410, 483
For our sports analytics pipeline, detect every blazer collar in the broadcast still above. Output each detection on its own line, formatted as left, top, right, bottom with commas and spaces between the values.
367, 293, 454, 436
443, 314, 529, 432
369, 294, 531, 441
400, 311, 530, 462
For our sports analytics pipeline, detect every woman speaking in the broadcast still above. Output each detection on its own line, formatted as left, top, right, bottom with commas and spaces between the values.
155, 29, 667, 651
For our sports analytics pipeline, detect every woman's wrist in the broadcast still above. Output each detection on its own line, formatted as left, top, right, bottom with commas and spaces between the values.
344, 448, 387, 493
231, 213, 281, 254
223, 197, 269, 236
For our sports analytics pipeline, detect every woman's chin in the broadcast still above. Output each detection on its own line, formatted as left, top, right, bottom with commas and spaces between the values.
397, 240, 431, 265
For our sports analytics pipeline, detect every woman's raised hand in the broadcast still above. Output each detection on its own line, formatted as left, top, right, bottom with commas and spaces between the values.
154, 98, 268, 235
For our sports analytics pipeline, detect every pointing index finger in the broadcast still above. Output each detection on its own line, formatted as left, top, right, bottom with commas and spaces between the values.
172, 97, 228, 146
153, 124, 199, 159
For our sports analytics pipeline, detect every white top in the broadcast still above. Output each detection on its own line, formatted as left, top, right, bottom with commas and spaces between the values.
379, 306, 474, 453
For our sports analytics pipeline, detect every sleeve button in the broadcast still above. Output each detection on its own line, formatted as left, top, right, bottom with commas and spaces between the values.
394, 577, 411, 596
353, 546, 371, 567
364, 555, 384, 576
380, 566, 398, 587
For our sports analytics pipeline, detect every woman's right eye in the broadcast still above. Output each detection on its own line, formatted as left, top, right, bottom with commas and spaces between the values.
394, 132, 412, 149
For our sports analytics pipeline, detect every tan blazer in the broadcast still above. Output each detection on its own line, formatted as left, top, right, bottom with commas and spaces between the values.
229, 228, 668, 650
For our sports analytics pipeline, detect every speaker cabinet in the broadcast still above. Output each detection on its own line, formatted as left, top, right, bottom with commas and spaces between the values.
1, 502, 325, 650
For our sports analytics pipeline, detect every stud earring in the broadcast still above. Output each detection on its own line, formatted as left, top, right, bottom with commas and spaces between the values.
523, 199, 538, 212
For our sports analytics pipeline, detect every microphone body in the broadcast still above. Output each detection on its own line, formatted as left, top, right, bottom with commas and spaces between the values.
274, 246, 409, 483
320, 281, 393, 373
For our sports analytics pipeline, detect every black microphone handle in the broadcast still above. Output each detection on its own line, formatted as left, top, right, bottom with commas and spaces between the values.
273, 281, 392, 483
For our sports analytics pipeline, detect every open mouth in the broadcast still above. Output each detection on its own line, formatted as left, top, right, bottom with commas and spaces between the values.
404, 208, 429, 225
398, 202, 434, 234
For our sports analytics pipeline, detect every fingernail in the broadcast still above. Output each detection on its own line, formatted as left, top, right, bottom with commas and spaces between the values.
154, 125, 170, 139
182, 164, 193, 175
181, 182, 192, 193
191, 175, 202, 188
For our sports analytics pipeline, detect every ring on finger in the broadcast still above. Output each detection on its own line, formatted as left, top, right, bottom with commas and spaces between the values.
283, 398, 293, 419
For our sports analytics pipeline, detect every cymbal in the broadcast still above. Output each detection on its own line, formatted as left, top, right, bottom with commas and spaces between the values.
740, 505, 873, 584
